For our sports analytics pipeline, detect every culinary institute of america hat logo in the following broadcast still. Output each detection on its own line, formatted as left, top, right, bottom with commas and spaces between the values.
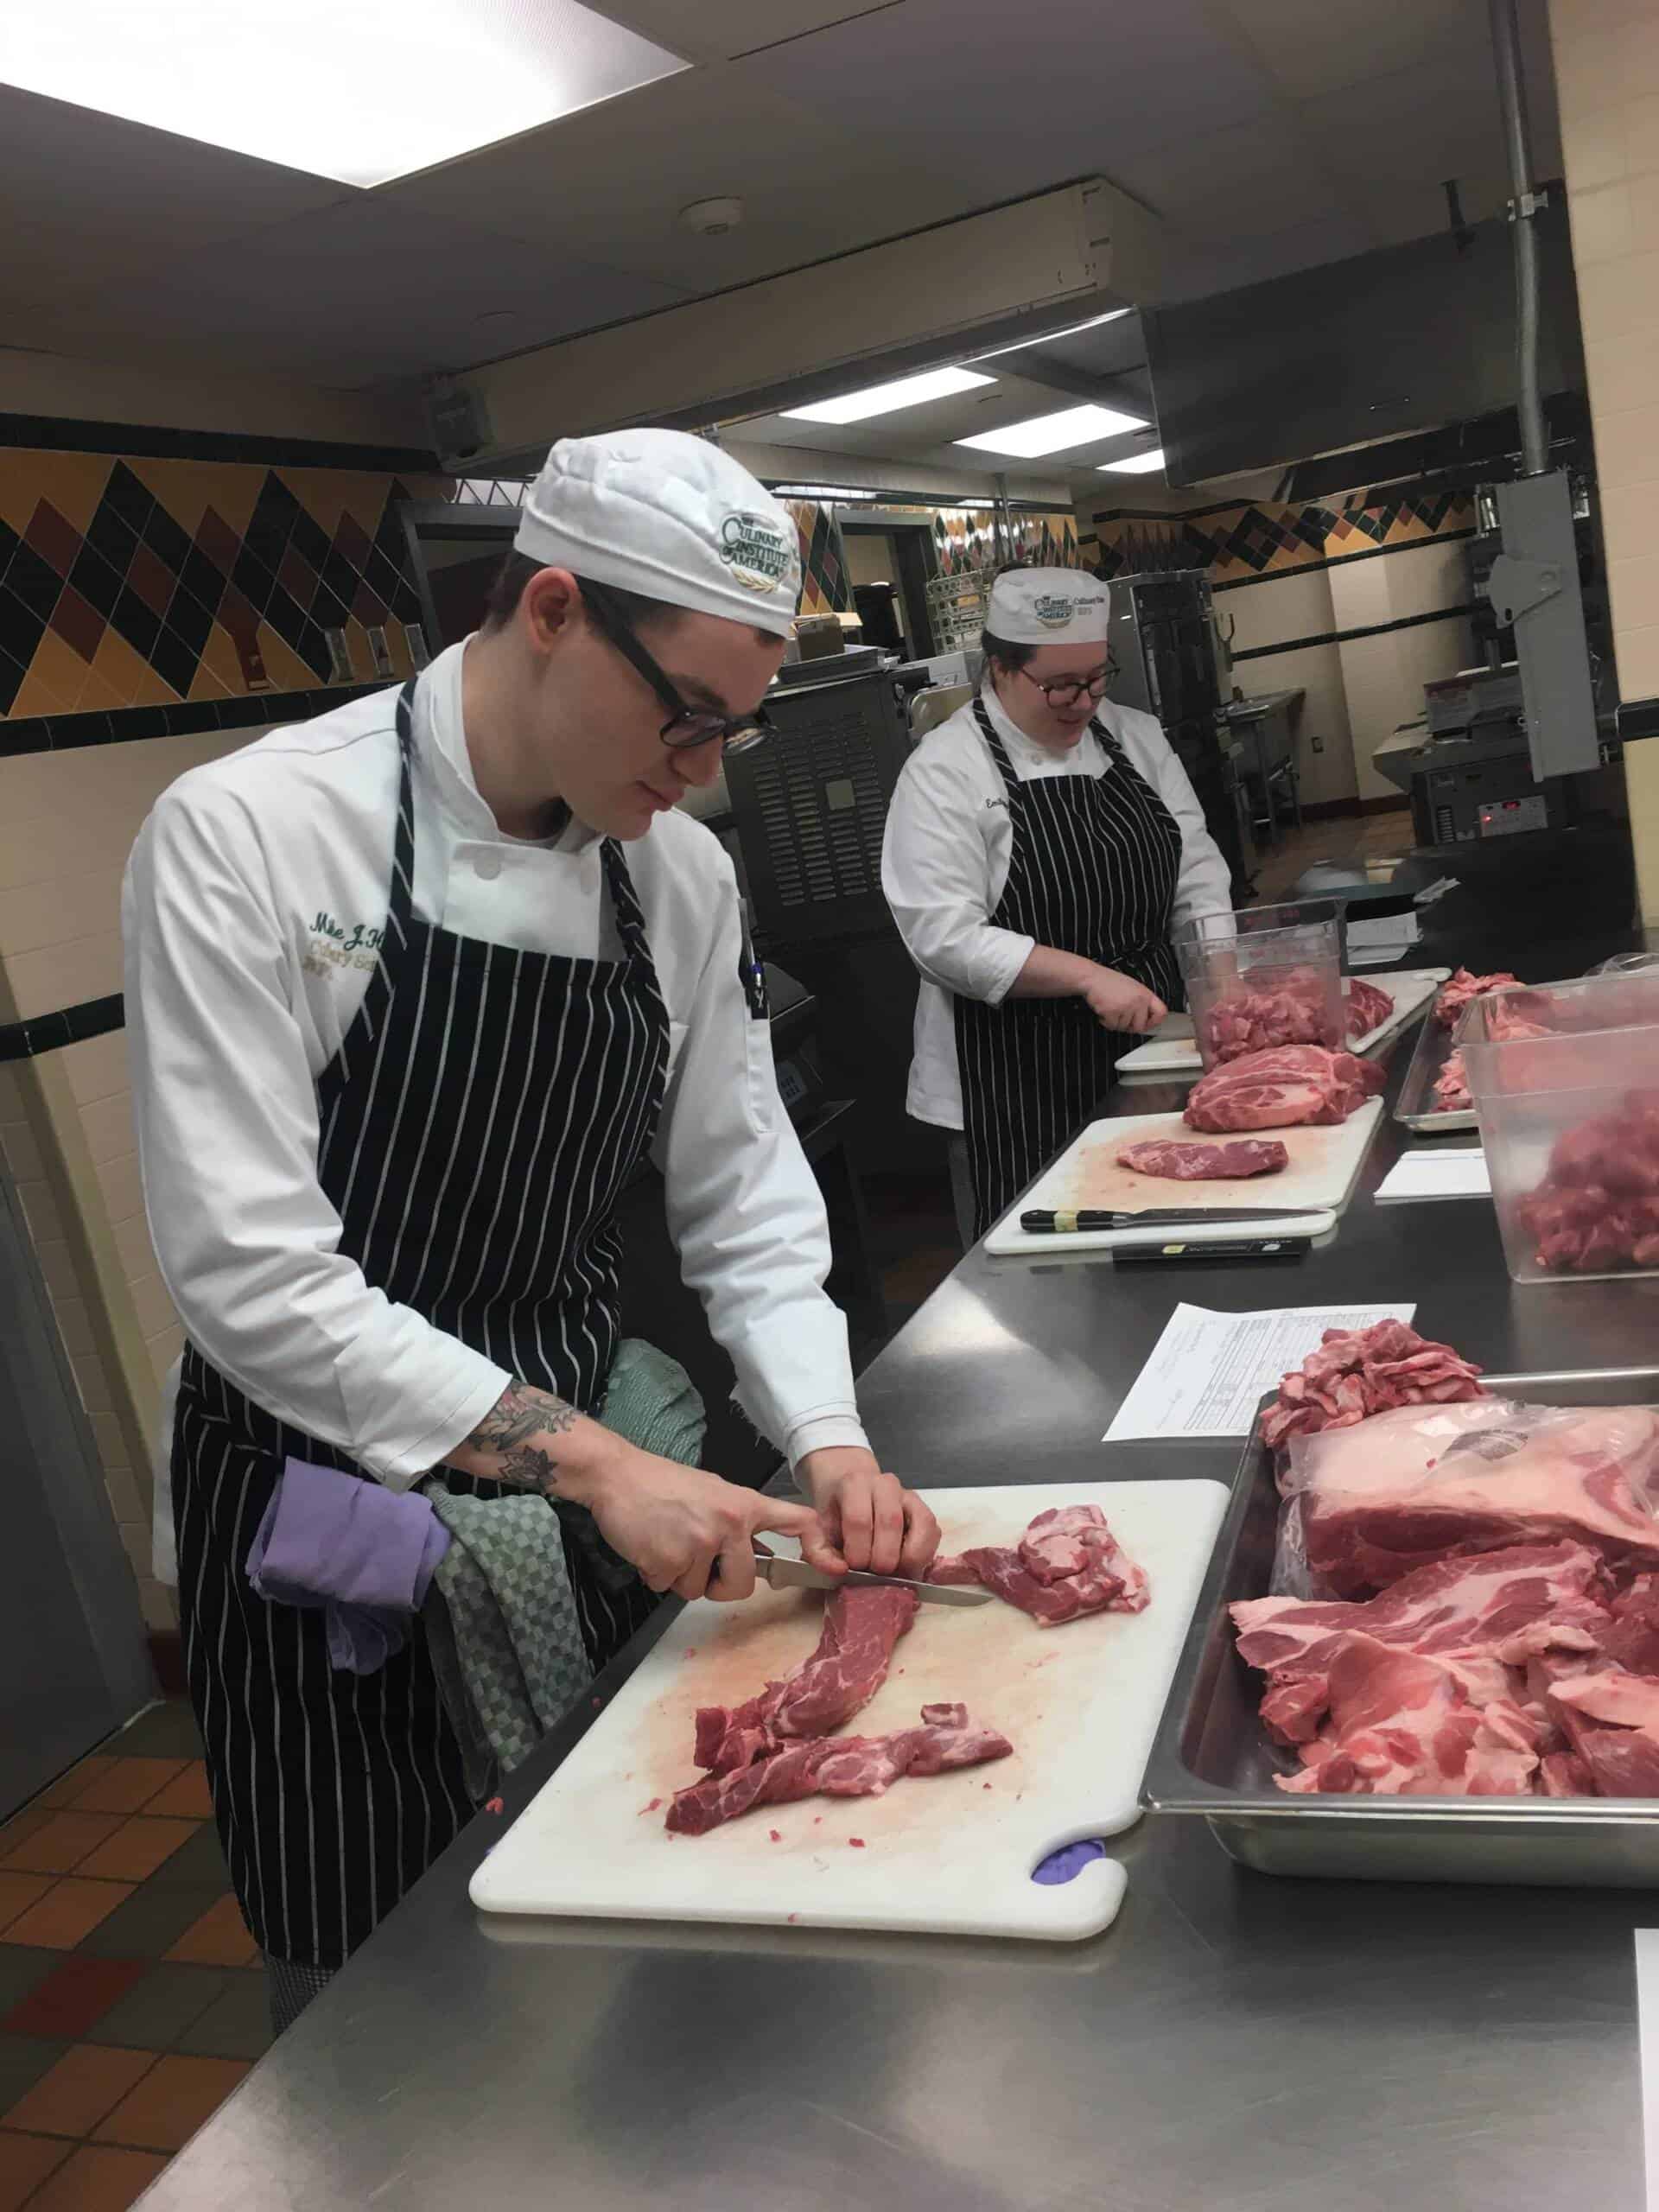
719, 510, 795, 594
1032, 594, 1076, 627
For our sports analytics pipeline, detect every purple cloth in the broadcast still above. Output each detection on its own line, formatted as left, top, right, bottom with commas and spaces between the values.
1031, 1840, 1109, 1885
246, 1458, 450, 1675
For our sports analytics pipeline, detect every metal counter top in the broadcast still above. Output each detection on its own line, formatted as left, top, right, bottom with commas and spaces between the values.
143, 887, 1654, 2212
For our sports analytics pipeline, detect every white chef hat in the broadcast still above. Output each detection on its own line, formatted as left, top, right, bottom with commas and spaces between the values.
987, 567, 1112, 645
514, 429, 802, 637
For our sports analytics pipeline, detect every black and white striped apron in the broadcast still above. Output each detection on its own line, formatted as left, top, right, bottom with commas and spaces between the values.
171, 679, 669, 1969
955, 694, 1184, 1238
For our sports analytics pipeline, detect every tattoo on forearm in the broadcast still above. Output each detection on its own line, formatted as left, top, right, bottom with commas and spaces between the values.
465, 1382, 580, 1492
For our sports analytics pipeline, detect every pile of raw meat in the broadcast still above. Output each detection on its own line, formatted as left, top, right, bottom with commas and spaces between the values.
1435, 968, 1522, 1029
1258, 1319, 1485, 1452
1517, 1089, 1659, 1274
1198, 967, 1341, 1063
931, 1503, 1149, 1624
1185, 1045, 1385, 1134
1234, 1387, 1659, 1797
1344, 978, 1393, 1040
1428, 973, 1549, 1116
1116, 1137, 1288, 1181
666, 1507, 1148, 1834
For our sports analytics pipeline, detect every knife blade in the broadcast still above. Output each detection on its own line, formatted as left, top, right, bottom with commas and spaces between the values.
753, 1551, 992, 1607
1021, 1205, 1330, 1232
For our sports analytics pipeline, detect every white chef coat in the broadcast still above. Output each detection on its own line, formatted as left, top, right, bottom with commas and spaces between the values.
124, 639, 868, 1521
881, 685, 1232, 1128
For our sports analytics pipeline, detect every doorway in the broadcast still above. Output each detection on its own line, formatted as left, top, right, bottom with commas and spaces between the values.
840, 521, 936, 658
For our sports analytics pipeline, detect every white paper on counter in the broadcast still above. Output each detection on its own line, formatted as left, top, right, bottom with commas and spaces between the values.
1103, 1300, 1417, 1442
1634, 1929, 1659, 2209
1375, 1147, 1491, 1204
1346, 911, 1424, 967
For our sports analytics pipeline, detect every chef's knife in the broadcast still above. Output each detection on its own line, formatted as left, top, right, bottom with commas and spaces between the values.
1021, 1205, 1330, 1232
752, 1551, 992, 1608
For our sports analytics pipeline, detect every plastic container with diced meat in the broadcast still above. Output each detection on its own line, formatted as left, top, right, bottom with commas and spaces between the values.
1173, 899, 1344, 1073
1459, 969, 1659, 1284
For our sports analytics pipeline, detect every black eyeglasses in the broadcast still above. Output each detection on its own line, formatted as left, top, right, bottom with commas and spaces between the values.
1016, 652, 1117, 709
580, 579, 773, 754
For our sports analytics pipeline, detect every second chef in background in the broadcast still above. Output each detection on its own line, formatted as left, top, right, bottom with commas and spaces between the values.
882, 569, 1230, 1241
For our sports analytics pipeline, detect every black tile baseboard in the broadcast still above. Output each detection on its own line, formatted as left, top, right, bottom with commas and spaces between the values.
0, 682, 390, 757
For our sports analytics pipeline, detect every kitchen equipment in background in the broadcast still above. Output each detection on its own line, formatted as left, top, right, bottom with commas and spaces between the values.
470, 1478, 1228, 1942
925, 565, 992, 654
983, 1100, 1382, 1256
1107, 570, 1249, 899
1221, 690, 1304, 850
1143, 1365, 1659, 1886
1173, 898, 1344, 1073
851, 580, 906, 653
791, 613, 846, 664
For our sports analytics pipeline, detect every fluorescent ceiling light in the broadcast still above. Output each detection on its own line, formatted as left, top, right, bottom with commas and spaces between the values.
783, 366, 994, 425
956, 403, 1147, 459
0, 0, 685, 188
1098, 448, 1167, 474
770, 485, 880, 500
972, 309, 1133, 359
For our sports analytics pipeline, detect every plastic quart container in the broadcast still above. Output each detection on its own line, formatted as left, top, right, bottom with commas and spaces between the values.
1173, 899, 1344, 1072
1460, 970, 1659, 1283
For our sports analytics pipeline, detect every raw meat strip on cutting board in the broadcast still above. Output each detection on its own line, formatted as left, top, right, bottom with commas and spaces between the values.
694, 1586, 918, 1776
1344, 978, 1394, 1039
1287, 1401, 1659, 1598
930, 1504, 1148, 1625
665, 1704, 1013, 1835
1184, 1045, 1384, 1134
1198, 967, 1341, 1063
1116, 1137, 1287, 1180
1259, 1319, 1484, 1452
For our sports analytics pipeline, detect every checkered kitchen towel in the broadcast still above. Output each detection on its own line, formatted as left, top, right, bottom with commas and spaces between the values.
421, 1339, 705, 1798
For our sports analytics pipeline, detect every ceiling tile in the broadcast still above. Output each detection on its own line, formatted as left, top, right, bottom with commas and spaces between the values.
1211, 0, 1490, 99
598, 0, 903, 62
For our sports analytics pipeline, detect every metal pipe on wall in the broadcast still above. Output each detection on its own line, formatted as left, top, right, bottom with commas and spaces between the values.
1489, 0, 1548, 475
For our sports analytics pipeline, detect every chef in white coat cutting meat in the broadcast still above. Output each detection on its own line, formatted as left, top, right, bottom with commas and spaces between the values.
124, 429, 938, 2029
882, 568, 1231, 1242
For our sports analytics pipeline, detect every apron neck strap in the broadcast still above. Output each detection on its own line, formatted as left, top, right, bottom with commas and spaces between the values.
973, 690, 1121, 784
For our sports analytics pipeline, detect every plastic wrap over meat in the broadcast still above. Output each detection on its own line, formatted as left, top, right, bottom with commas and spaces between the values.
1258, 1319, 1484, 1455
1184, 1045, 1385, 1134
1344, 977, 1393, 1040
1435, 968, 1521, 1030
1198, 966, 1342, 1064
1517, 1089, 1659, 1275
1275, 1398, 1659, 1599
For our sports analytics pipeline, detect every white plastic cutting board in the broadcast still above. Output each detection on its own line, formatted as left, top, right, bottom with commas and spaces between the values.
982, 1097, 1383, 1255
1114, 968, 1449, 1079
469, 1479, 1227, 1943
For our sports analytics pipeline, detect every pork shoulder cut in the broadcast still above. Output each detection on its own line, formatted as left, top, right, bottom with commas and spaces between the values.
1184, 1045, 1385, 1134
1259, 1319, 1484, 1452
930, 1503, 1148, 1625
1344, 977, 1394, 1039
1116, 1137, 1288, 1180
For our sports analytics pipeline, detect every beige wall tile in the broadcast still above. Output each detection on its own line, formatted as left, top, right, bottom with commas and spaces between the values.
1602, 481, 1653, 566
0, 1116, 46, 1180
140, 1578, 178, 1632
32, 1235, 83, 1301
0, 806, 143, 894
48, 1293, 97, 1358
90, 1408, 133, 1473
113, 1211, 162, 1285
1630, 94, 1659, 175
93, 1151, 145, 1229
1568, 179, 1635, 262
104, 1461, 144, 1526
145, 1322, 185, 1381
118, 1521, 149, 1581
0, 1066, 21, 1116
2, 930, 123, 1023
79, 1090, 139, 1166
128, 1269, 180, 1338
1561, 104, 1630, 188
73, 1353, 112, 1415
1615, 621, 1659, 700
1575, 251, 1659, 340
60, 1031, 130, 1107
14, 1176, 67, 1246
1595, 403, 1659, 490
1586, 324, 1659, 416
0, 871, 123, 962
1607, 551, 1659, 641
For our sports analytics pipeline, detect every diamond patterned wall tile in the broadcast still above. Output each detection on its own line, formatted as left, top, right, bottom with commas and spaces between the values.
25, 500, 84, 578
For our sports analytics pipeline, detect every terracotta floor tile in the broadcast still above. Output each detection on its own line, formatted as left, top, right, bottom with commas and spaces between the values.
137, 1764, 213, 1821
0, 1816, 123, 1878
36, 1760, 115, 1812
3, 1884, 132, 1954
0, 1811, 53, 1860
26, 2142, 168, 2212
2, 1959, 147, 2041
73, 1821, 198, 1885
4, 2044, 156, 2138
67, 1763, 189, 1819
0, 2129, 72, 2212
166, 1897, 256, 1969
93, 2052, 250, 2154
0, 1877, 54, 1939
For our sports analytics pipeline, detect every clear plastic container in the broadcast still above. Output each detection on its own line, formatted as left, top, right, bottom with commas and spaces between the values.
1173, 899, 1344, 1071
1460, 971, 1659, 1284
